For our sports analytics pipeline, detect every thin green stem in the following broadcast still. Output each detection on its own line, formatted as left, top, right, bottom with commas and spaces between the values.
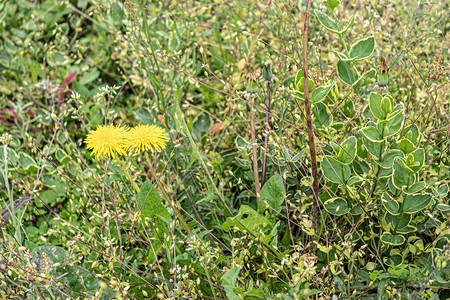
144, 152, 193, 236
115, 156, 140, 194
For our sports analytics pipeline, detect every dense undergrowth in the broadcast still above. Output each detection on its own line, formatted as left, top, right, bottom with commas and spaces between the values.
0, 0, 449, 299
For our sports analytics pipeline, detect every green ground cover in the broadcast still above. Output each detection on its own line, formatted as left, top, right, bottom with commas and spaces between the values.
0, 0, 449, 298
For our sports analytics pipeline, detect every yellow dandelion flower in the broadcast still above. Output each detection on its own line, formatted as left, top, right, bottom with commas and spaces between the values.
126, 124, 169, 153
84, 125, 128, 159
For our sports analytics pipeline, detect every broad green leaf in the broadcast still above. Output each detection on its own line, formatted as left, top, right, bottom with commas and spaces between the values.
437, 204, 450, 212
138, 182, 171, 225
382, 194, 400, 215
333, 51, 349, 61
221, 267, 240, 300
397, 225, 417, 234
321, 156, 351, 184
222, 205, 273, 244
384, 254, 403, 267
325, 0, 341, 9
397, 139, 416, 154
381, 232, 405, 245
78, 68, 100, 85
349, 37, 375, 61
401, 124, 420, 146
403, 181, 426, 195
384, 212, 411, 229
314, 10, 341, 33
359, 126, 383, 143
295, 69, 315, 94
260, 174, 285, 215
311, 81, 335, 104
409, 148, 425, 173
324, 197, 349, 216
18, 152, 38, 172
385, 107, 404, 137
313, 102, 333, 128
403, 194, 432, 214
392, 158, 413, 189
338, 136, 357, 164
337, 60, 359, 86
434, 184, 449, 198
369, 92, 385, 121
381, 150, 404, 169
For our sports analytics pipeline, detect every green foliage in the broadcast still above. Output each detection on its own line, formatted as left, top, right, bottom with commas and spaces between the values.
0, 0, 448, 298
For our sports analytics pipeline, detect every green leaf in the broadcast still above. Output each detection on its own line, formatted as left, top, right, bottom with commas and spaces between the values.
381, 150, 404, 169
384, 254, 403, 267
437, 204, 450, 212
314, 10, 341, 33
401, 124, 420, 146
348, 37, 375, 61
321, 156, 351, 184
409, 148, 425, 173
381, 232, 405, 245
403, 194, 432, 214
222, 205, 273, 244
369, 92, 385, 121
18, 152, 37, 172
403, 181, 426, 195
260, 174, 285, 215
338, 136, 357, 164
78, 68, 100, 85
221, 267, 240, 300
434, 184, 449, 198
382, 194, 400, 215
359, 126, 383, 143
295, 70, 315, 94
311, 81, 335, 104
384, 213, 411, 229
397, 139, 416, 154
392, 158, 413, 189
324, 197, 349, 216
385, 106, 404, 137
313, 102, 333, 128
325, 0, 341, 9
397, 225, 417, 234
138, 182, 171, 225
337, 60, 359, 86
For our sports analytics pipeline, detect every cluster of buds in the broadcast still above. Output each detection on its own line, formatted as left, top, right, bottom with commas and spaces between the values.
0, 133, 12, 144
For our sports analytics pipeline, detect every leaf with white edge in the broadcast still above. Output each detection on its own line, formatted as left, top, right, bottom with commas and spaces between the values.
341, 14, 356, 33
321, 157, 351, 184
437, 204, 450, 212
397, 139, 416, 155
337, 60, 359, 86
382, 194, 400, 215
311, 81, 335, 104
381, 149, 404, 169
338, 136, 357, 164
324, 197, 349, 216
434, 184, 449, 198
403, 193, 432, 214
369, 93, 385, 121
403, 181, 426, 195
397, 225, 417, 234
359, 126, 383, 143
381, 232, 405, 245
384, 213, 411, 229
314, 10, 341, 33
348, 37, 375, 61
392, 158, 413, 189
409, 148, 425, 173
